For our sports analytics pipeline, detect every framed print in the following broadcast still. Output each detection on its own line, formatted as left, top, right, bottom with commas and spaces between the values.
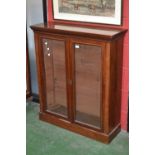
52, 0, 122, 25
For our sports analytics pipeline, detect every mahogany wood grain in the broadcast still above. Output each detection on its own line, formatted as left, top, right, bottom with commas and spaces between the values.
31, 22, 126, 143
31, 22, 126, 40
39, 112, 121, 144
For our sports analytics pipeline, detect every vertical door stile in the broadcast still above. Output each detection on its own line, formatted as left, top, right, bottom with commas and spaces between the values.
65, 38, 70, 120
35, 34, 46, 113
100, 43, 104, 131
71, 40, 76, 123
102, 42, 111, 134
65, 38, 74, 122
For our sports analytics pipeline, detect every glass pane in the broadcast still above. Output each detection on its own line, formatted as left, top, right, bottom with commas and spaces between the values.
43, 38, 67, 117
74, 43, 101, 128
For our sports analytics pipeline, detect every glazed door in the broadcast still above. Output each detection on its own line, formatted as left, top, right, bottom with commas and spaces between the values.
72, 41, 103, 129
42, 37, 68, 118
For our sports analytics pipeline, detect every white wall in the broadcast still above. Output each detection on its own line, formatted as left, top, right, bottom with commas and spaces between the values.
26, 0, 43, 94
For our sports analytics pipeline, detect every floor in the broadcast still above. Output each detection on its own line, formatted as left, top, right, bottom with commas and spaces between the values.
26, 101, 129, 155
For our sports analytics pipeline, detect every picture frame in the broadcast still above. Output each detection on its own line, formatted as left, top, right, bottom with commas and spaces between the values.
52, 0, 122, 25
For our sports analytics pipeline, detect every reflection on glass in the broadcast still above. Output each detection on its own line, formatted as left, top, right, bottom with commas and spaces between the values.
74, 43, 101, 128
43, 38, 67, 117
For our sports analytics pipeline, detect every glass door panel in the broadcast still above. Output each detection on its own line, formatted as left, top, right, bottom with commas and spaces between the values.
74, 43, 102, 128
42, 38, 68, 118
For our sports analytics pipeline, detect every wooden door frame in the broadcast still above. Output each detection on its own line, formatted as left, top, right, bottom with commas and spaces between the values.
69, 37, 106, 131
36, 33, 72, 121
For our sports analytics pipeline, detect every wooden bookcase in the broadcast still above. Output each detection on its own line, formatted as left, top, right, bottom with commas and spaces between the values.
31, 23, 126, 143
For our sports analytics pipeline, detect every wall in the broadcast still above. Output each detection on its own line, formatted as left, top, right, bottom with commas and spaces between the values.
26, 0, 43, 94
47, 0, 129, 131
120, 0, 129, 130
